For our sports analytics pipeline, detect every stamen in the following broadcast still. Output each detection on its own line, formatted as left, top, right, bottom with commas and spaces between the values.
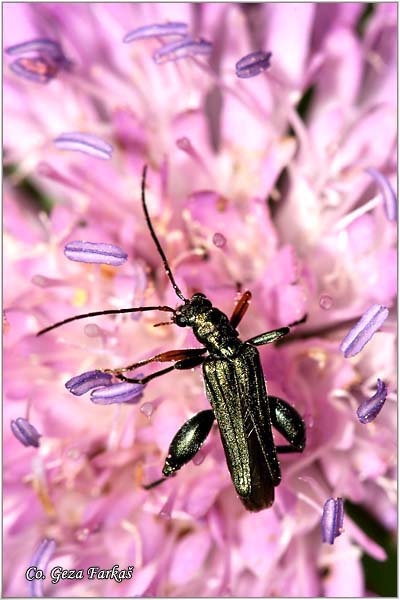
333, 195, 381, 232
9, 57, 58, 84
6, 38, 71, 84
64, 241, 128, 266
28, 538, 56, 597
235, 51, 272, 79
321, 497, 344, 544
31, 457, 55, 517
10, 418, 41, 448
90, 381, 144, 405
339, 304, 389, 358
54, 132, 113, 160
65, 370, 113, 396
357, 378, 388, 424
365, 168, 397, 222
6, 38, 63, 59
153, 37, 212, 65
123, 22, 188, 43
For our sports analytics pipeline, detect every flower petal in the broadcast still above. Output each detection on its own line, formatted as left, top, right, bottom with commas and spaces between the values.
339, 304, 389, 358
64, 241, 128, 266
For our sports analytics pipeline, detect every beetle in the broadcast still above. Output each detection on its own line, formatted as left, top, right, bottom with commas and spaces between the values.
38, 165, 306, 511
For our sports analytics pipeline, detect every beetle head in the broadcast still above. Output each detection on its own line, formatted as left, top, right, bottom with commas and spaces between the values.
173, 293, 212, 327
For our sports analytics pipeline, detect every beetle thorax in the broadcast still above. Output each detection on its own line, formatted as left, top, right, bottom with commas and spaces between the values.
174, 293, 241, 358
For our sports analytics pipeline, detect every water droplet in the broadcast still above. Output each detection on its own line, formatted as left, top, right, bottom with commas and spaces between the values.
176, 137, 191, 151
84, 323, 100, 337
140, 402, 154, 417
193, 448, 206, 465
31, 275, 47, 287
212, 232, 226, 248
75, 527, 90, 542
303, 412, 314, 428
319, 294, 333, 310
159, 489, 176, 520
66, 447, 81, 460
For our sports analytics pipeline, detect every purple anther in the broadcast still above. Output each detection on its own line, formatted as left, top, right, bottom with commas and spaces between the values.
365, 168, 397, 222
123, 22, 188, 43
153, 37, 212, 64
64, 241, 128, 266
10, 417, 41, 448
6, 38, 63, 59
9, 57, 58, 84
54, 132, 113, 160
65, 370, 113, 396
357, 378, 388, 424
235, 51, 272, 79
6, 38, 71, 84
90, 381, 144, 405
321, 497, 344, 544
339, 304, 389, 358
28, 538, 56, 597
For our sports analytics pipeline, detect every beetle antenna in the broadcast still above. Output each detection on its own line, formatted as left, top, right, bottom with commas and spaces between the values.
37, 305, 175, 336
153, 320, 174, 328
141, 165, 187, 302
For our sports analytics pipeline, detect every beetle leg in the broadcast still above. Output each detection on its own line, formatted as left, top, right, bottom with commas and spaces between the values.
288, 314, 307, 327
230, 290, 252, 328
104, 347, 207, 375
245, 315, 307, 347
143, 410, 215, 489
114, 355, 206, 383
245, 327, 290, 346
142, 476, 170, 490
269, 395, 306, 453
162, 410, 215, 476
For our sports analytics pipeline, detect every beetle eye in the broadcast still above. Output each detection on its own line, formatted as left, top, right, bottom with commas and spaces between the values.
174, 313, 186, 327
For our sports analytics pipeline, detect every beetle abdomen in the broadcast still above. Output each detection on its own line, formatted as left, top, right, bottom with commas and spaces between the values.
203, 344, 281, 511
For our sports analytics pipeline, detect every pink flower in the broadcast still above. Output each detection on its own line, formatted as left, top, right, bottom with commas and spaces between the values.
4, 3, 396, 597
